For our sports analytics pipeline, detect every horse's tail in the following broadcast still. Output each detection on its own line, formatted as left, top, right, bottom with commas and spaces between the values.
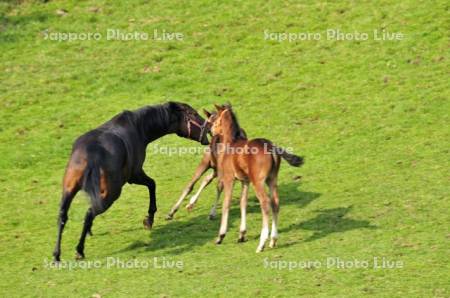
254, 138, 304, 167
272, 145, 304, 167
82, 148, 105, 215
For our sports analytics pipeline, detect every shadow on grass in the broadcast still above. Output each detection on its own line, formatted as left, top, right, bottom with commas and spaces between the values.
0, 9, 50, 42
114, 182, 320, 255
280, 206, 377, 242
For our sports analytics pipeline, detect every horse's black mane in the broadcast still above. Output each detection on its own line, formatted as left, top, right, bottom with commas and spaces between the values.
104, 103, 173, 141
133, 103, 172, 133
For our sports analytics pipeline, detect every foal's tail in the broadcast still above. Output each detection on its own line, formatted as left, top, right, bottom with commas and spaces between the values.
82, 148, 105, 215
272, 145, 304, 167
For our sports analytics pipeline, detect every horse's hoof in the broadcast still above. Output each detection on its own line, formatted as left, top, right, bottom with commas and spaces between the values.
256, 246, 264, 253
215, 234, 225, 245
238, 230, 247, 243
143, 217, 153, 230
165, 214, 174, 221
237, 237, 247, 243
186, 204, 194, 211
208, 214, 216, 220
269, 238, 277, 248
75, 252, 85, 260
53, 255, 61, 263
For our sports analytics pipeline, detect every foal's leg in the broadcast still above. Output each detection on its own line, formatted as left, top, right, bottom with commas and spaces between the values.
129, 171, 157, 229
186, 171, 216, 210
166, 160, 210, 219
268, 178, 280, 248
208, 179, 223, 220
253, 182, 271, 253
238, 181, 249, 242
216, 179, 234, 244
53, 189, 77, 262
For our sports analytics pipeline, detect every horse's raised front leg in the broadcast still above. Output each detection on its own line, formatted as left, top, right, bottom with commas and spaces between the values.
129, 171, 157, 229
166, 154, 211, 220
186, 171, 216, 211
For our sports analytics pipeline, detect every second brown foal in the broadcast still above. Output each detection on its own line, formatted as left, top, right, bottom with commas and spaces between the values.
210, 104, 304, 252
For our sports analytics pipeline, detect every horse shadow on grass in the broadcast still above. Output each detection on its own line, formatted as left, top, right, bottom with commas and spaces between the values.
114, 182, 319, 255
280, 205, 377, 243
113, 183, 376, 255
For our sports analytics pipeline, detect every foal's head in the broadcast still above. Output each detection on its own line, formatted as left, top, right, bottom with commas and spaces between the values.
168, 102, 209, 145
207, 104, 242, 142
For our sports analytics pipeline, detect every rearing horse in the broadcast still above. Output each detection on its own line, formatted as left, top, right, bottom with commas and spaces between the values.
53, 102, 209, 261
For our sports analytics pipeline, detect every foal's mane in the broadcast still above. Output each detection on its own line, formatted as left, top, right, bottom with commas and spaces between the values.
223, 105, 244, 142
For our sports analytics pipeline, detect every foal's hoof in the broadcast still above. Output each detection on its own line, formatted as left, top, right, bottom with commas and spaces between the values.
186, 204, 194, 211
208, 214, 216, 220
215, 234, 225, 245
238, 231, 247, 243
269, 238, 278, 248
237, 237, 247, 243
165, 214, 174, 221
143, 217, 153, 230
256, 246, 265, 253
75, 251, 85, 260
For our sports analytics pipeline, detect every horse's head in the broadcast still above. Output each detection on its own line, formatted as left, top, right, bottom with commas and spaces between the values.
207, 103, 242, 141
169, 102, 209, 145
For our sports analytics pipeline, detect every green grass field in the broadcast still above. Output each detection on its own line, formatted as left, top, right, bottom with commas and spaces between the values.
0, 0, 449, 296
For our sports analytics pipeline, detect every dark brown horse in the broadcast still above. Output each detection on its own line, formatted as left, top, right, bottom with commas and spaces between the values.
53, 102, 209, 261
210, 104, 304, 252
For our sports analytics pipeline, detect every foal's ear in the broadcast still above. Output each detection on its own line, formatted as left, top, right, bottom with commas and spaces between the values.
214, 104, 228, 113
203, 109, 212, 118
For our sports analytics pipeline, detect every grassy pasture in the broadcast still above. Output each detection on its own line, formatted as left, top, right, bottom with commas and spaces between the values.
0, 0, 448, 297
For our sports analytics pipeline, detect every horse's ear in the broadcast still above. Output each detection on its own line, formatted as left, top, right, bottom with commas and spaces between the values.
168, 101, 182, 111
203, 109, 212, 118
214, 104, 223, 112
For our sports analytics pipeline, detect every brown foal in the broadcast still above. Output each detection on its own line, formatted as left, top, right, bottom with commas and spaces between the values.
167, 112, 247, 220
210, 104, 303, 252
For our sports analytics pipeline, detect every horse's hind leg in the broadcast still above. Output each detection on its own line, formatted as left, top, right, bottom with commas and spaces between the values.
53, 189, 78, 262
75, 208, 95, 259
75, 202, 112, 259
253, 181, 271, 253
267, 177, 279, 248
238, 181, 249, 242
53, 160, 85, 262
